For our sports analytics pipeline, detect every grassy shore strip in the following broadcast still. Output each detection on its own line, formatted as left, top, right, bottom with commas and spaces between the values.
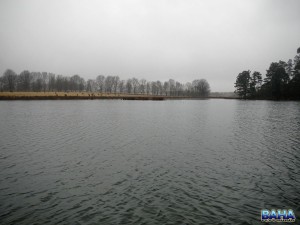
0, 92, 239, 100
0, 92, 163, 100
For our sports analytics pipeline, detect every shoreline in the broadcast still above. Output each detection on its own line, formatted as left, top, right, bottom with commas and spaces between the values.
0, 92, 239, 100
1, 92, 298, 101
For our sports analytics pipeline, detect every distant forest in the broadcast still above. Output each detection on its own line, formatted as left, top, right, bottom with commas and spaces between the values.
235, 47, 300, 100
0, 69, 210, 97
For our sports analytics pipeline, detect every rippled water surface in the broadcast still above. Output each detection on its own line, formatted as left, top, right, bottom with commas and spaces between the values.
0, 100, 299, 225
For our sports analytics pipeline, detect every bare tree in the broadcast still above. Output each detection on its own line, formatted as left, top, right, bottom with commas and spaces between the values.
146, 81, 151, 95
192, 79, 210, 97
1, 68, 212, 97
55, 75, 64, 91
42, 72, 48, 92
198, 79, 210, 97
126, 79, 133, 94
118, 80, 125, 94
96, 75, 105, 93
163, 81, 169, 96
175, 81, 181, 96
112, 76, 120, 94
0, 76, 3, 92
2, 69, 17, 92
169, 79, 175, 96
86, 79, 97, 92
185, 82, 192, 96
151, 81, 157, 95
17, 70, 31, 91
132, 77, 139, 94
48, 73, 56, 91
70, 75, 85, 91
139, 79, 147, 94
105, 76, 114, 93
31, 72, 43, 92
156, 80, 162, 95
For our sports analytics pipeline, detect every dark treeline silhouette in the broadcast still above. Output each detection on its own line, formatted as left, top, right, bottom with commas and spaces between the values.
235, 47, 300, 100
0, 70, 210, 97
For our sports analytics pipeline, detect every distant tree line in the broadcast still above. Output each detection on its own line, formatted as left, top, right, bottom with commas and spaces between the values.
235, 47, 300, 100
0, 70, 210, 97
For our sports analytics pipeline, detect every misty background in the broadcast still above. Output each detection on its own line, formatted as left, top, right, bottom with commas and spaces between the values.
0, 0, 299, 92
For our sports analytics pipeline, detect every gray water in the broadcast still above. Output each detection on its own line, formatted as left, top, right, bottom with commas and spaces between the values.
0, 99, 299, 225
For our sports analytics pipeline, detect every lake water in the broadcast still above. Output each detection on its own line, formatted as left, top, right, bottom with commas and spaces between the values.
0, 99, 299, 225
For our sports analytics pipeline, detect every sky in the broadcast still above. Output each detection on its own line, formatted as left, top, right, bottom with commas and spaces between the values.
0, 0, 299, 91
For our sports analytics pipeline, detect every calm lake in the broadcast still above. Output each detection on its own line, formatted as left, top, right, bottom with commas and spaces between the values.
0, 99, 299, 225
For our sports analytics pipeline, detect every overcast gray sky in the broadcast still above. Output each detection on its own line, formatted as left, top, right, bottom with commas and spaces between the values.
0, 0, 299, 91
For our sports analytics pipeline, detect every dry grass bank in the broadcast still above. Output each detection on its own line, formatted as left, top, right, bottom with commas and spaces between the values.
0, 92, 166, 100
0, 92, 238, 100
0, 92, 124, 97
